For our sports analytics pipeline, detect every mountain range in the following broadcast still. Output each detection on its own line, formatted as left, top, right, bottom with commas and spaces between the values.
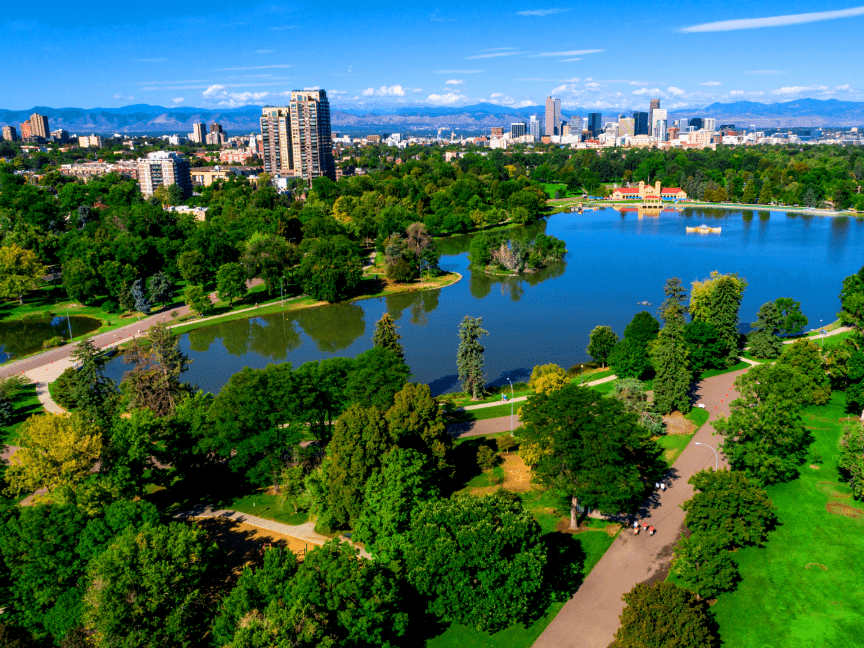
1, 98, 862, 135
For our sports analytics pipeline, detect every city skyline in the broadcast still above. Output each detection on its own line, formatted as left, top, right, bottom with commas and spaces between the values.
3, 1, 864, 111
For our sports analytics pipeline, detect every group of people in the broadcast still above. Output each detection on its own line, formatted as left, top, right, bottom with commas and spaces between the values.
632, 521, 655, 536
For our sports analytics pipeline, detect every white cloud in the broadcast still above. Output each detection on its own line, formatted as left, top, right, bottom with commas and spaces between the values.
433, 69, 483, 74
667, 86, 686, 96
214, 64, 293, 71
770, 85, 828, 95
836, 84, 852, 91
517, 8, 567, 16
561, 77, 580, 83
531, 49, 603, 57
113, 93, 134, 101
466, 51, 524, 59
171, 97, 184, 103
329, 89, 347, 95
426, 92, 464, 105
203, 84, 226, 97
729, 90, 745, 96
632, 87, 662, 96
412, 88, 423, 93
560, 58, 582, 62
201, 85, 278, 107
362, 85, 407, 97
682, 6, 864, 32
700, 81, 721, 86
585, 82, 600, 89
445, 79, 465, 85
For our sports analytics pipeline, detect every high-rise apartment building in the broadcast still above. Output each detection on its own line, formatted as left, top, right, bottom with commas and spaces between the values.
652, 109, 668, 141
289, 90, 335, 182
491, 126, 504, 138
19, 121, 32, 139
588, 113, 603, 137
648, 99, 660, 134
210, 122, 223, 134
618, 117, 635, 137
704, 118, 716, 132
632, 112, 649, 135
29, 113, 50, 140
136, 151, 192, 198
2, 125, 18, 141
260, 106, 292, 174
511, 122, 527, 138
191, 123, 206, 143
545, 97, 561, 136
689, 117, 704, 131
79, 135, 103, 148
528, 115, 540, 141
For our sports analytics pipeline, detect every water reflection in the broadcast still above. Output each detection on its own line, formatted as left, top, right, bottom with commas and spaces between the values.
0, 316, 102, 362
385, 289, 440, 326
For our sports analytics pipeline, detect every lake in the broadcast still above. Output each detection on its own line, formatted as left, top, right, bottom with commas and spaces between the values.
104, 207, 864, 395
0, 315, 103, 363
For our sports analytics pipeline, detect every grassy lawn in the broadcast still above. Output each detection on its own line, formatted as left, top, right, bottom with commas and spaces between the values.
656, 408, 710, 467
541, 182, 580, 199
698, 360, 750, 380
818, 330, 854, 351
0, 382, 44, 446
741, 351, 775, 363
709, 392, 864, 647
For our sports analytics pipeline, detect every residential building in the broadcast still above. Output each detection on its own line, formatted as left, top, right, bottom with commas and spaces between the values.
19, 121, 32, 139
511, 122, 527, 138
190, 165, 259, 187
528, 115, 540, 141
29, 113, 50, 139
618, 117, 635, 137
289, 89, 336, 182
205, 131, 226, 145
191, 123, 206, 143
703, 118, 716, 132
168, 134, 187, 146
210, 122, 224, 135
491, 126, 504, 138
59, 160, 138, 180
2, 125, 18, 141
260, 106, 292, 175
545, 96, 561, 136
136, 151, 192, 198
78, 135, 103, 148
588, 113, 602, 137
632, 112, 649, 136
648, 99, 660, 133
689, 117, 704, 130
367, 135, 382, 143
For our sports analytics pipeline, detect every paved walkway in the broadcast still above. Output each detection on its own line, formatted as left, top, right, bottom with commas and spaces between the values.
460, 375, 618, 412
532, 368, 745, 648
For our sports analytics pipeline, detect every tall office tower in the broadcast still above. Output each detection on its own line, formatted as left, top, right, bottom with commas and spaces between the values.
618, 117, 635, 137
545, 96, 561, 136
191, 123, 206, 143
652, 109, 667, 139
648, 98, 660, 134
136, 151, 192, 198
588, 113, 602, 136
2, 125, 18, 141
632, 111, 649, 135
19, 121, 32, 139
289, 89, 335, 182
260, 106, 292, 174
677, 118, 689, 131
688, 117, 703, 130
29, 113, 50, 139
511, 122, 527, 138
528, 115, 540, 141
704, 118, 716, 131
210, 122, 224, 134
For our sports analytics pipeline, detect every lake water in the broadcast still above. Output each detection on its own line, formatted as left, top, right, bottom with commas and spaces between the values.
0, 315, 102, 363
104, 207, 864, 395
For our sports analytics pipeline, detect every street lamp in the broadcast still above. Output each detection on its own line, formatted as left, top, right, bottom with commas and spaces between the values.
580, 363, 584, 386
66, 306, 73, 343
506, 377, 514, 436
694, 442, 719, 471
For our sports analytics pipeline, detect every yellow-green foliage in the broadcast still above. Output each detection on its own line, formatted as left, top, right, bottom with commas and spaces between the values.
528, 363, 567, 392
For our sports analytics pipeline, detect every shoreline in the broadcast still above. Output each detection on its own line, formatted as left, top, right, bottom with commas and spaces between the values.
549, 197, 858, 218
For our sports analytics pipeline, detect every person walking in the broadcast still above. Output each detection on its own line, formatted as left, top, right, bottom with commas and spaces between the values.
642, 523, 649, 534
649, 525, 655, 536
660, 483, 666, 492
632, 520, 639, 536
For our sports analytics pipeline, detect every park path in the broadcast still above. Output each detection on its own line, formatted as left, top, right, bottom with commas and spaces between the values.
532, 369, 745, 648
458, 374, 617, 414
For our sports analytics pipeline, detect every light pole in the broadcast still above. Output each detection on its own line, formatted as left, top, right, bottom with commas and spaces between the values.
580, 363, 584, 386
506, 377, 514, 436
694, 442, 719, 471
66, 306, 73, 342
820, 319, 824, 347
280, 277, 285, 305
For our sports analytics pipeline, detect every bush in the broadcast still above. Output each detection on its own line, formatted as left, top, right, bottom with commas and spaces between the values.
42, 336, 64, 349
476, 445, 500, 471
52, 367, 78, 409
386, 259, 414, 283
496, 435, 517, 454
100, 300, 117, 313
0, 399, 13, 427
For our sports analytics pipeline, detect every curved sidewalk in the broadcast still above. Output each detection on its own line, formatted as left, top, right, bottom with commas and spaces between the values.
532, 369, 745, 648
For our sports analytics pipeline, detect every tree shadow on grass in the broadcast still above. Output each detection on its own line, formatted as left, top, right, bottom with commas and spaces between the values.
535, 531, 589, 611
146, 463, 258, 515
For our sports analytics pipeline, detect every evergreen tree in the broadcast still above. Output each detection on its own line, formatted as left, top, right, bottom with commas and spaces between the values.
372, 312, 404, 359
758, 180, 773, 205
457, 315, 489, 400
146, 272, 173, 307
748, 301, 784, 359
690, 271, 748, 366
131, 278, 150, 315
121, 322, 191, 416
774, 297, 808, 337
651, 278, 691, 414
70, 339, 117, 428
742, 180, 758, 204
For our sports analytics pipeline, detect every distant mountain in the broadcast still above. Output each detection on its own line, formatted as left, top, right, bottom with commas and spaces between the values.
1, 98, 862, 134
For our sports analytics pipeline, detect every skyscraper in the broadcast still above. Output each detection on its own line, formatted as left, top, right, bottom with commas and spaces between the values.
511, 122, 527, 138
29, 113, 50, 139
545, 97, 561, 136
191, 123, 206, 143
136, 151, 192, 198
2, 125, 18, 141
652, 109, 668, 141
704, 118, 716, 132
260, 106, 292, 175
289, 89, 335, 182
649, 98, 660, 132
632, 112, 649, 135
618, 117, 635, 137
528, 115, 540, 141
19, 121, 31, 139
689, 117, 704, 131
588, 113, 602, 137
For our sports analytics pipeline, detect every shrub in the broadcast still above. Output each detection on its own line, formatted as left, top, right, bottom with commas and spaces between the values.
496, 435, 517, 454
386, 259, 414, 283
52, 367, 78, 409
0, 399, 13, 427
100, 300, 117, 313
42, 336, 64, 350
476, 445, 499, 471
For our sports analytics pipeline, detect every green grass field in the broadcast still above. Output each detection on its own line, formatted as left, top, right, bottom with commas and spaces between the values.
0, 382, 43, 446
709, 392, 864, 647
741, 351, 775, 363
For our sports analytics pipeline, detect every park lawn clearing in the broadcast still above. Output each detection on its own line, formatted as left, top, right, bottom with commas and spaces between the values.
0, 381, 44, 446
656, 408, 709, 466
698, 360, 750, 380
709, 392, 864, 647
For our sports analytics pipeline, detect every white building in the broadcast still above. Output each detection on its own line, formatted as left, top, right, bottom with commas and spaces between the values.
136, 151, 192, 198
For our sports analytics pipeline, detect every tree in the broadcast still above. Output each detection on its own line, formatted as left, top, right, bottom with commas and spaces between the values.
62, 257, 101, 304
651, 278, 691, 415
689, 271, 747, 367
528, 363, 567, 390
121, 322, 191, 416
713, 363, 809, 484
742, 180, 758, 204
671, 533, 739, 598
682, 321, 726, 376
0, 244, 46, 304
457, 315, 489, 400
682, 470, 776, 548
587, 325, 619, 368
242, 232, 295, 295
777, 339, 831, 404
839, 266, 864, 331
846, 349, 864, 418
609, 337, 653, 379
3, 413, 102, 506
146, 271, 173, 307
371, 312, 403, 359
404, 494, 546, 632
183, 284, 212, 317
758, 181, 773, 205
345, 346, 411, 410
839, 422, 864, 499
353, 448, 439, 562
131, 278, 150, 315
519, 383, 659, 528
176, 250, 207, 286
70, 338, 117, 428
83, 523, 219, 648
299, 235, 363, 303
748, 301, 784, 359
774, 297, 808, 337
612, 582, 720, 648
385, 382, 453, 475
215, 262, 247, 306
624, 311, 661, 345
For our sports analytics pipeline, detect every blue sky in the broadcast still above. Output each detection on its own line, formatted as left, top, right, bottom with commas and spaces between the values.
4, 1, 864, 110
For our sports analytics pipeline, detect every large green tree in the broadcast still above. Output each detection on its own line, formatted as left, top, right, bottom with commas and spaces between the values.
70, 338, 117, 428
682, 321, 726, 376
838, 265, 864, 332
651, 278, 691, 415
609, 311, 661, 379
456, 315, 489, 400
371, 312, 404, 359
215, 261, 247, 305
774, 297, 808, 337
0, 244, 46, 305
385, 382, 453, 476
120, 322, 191, 416
587, 325, 619, 368
671, 533, 739, 598
839, 421, 864, 499
776, 339, 831, 404
404, 493, 546, 632
689, 271, 747, 367
519, 383, 659, 528
299, 235, 363, 303
748, 301, 784, 359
